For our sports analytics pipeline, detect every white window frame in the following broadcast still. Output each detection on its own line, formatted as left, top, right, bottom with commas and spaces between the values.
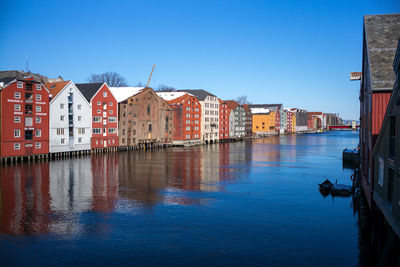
36, 106, 41, 112
36, 117, 41, 123
14, 129, 20, 138
36, 94, 41, 101
14, 104, 21, 111
14, 116, 21, 123
36, 129, 41, 137
14, 92, 21, 99
103, 91, 107, 97
14, 143, 21, 150
17, 81, 23, 88
36, 84, 41, 90
60, 103, 64, 109
35, 142, 41, 149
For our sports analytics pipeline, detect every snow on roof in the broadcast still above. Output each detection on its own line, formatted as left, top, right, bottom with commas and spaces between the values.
109, 87, 145, 103
156, 91, 192, 101
250, 107, 270, 114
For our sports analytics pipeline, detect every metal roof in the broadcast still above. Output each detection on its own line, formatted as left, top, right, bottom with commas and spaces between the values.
364, 14, 400, 91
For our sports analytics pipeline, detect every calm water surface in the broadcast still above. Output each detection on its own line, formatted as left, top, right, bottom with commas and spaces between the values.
0, 131, 362, 266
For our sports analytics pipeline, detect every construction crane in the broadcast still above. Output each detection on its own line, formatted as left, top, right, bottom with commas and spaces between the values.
146, 64, 156, 88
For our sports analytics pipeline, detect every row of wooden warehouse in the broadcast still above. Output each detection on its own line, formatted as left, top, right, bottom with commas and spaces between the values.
0, 70, 342, 161
357, 13, 400, 261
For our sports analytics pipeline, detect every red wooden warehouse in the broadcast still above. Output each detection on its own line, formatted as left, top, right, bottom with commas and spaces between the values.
157, 92, 201, 145
75, 83, 118, 150
0, 71, 50, 158
219, 99, 229, 140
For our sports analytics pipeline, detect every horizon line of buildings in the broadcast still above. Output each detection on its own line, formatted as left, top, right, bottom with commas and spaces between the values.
0, 69, 344, 159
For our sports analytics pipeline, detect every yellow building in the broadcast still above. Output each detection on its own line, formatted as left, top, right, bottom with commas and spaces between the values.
251, 109, 276, 133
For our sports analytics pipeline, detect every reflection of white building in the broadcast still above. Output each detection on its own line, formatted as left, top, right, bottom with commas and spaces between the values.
200, 145, 220, 191
49, 158, 93, 235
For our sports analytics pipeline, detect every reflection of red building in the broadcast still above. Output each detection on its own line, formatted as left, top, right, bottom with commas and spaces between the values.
91, 154, 119, 212
172, 149, 203, 191
0, 162, 50, 235
0, 71, 50, 157
219, 99, 229, 139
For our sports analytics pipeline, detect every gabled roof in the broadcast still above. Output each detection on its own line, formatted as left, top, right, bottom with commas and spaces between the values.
75, 83, 104, 101
179, 89, 215, 101
364, 14, 400, 91
45, 81, 70, 98
224, 100, 239, 111
109, 87, 145, 103
0, 70, 42, 85
251, 107, 270, 114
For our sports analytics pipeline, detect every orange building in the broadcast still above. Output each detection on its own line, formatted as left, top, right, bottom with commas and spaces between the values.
157, 92, 201, 145
219, 99, 229, 140
250, 107, 276, 134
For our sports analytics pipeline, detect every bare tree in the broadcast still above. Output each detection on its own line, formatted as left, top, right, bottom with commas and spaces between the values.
87, 72, 128, 87
156, 84, 177, 92
136, 82, 146, 87
236, 95, 251, 105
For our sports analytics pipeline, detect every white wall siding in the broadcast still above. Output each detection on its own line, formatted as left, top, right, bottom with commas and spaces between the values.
49, 82, 91, 153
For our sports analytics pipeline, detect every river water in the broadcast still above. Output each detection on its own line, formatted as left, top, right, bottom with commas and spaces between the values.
0, 131, 362, 266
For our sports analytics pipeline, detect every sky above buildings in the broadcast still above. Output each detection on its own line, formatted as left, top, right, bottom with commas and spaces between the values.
1, 0, 399, 119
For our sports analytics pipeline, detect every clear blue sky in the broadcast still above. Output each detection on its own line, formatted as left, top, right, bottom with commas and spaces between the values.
1, 0, 398, 120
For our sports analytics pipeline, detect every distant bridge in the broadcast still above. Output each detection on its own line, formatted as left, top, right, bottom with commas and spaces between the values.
329, 125, 360, 130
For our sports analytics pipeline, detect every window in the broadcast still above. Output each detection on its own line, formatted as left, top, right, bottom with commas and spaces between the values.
14, 104, 21, 111
108, 117, 117, 122
60, 115, 65, 121
78, 116, 82, 121
57, 128, 65, 135
389, 115, 395, 159
103, 91, 107, 97
36, 84, 41, 90
186, 134, 191, 139
108, 128, 116, 134
36, 106, 41, 112
78, 137, 82, 143
147, 105, 151, 114
78, 128, 86, 134
60, 103, 64, 109
97, 101, 101, 105
186, 126, 190, 131
186, 120, 191, 124
109, 110, 113, 114
25, 130, 33, 140
17, 81, 23, 88
77, 104, 82, 110
35, 142, 41, 149
61, 138, 65, 144
103, 103, 107, 109
186, 107, 191, 111
14, 143, 20, 150
388, 168, 394, 205
36, 94, 41, 101
97, 109, 101, 114
14, 130, 20, 138
36, 117, 41, 123
35, 129, 41, 137
14, 116, 21, 123
149, 124, 152, 132
378, 156, 384, 186
109, 102, 113, 106
14, 92, 21, 99
93, 116, 102, 122
186, 113, 191, 118
93, 128, 101, 134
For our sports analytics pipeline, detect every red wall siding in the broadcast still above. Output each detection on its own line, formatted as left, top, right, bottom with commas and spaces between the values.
372, 92, 392, 136
1, 80, 49, 157
91, 84, 119, 149
219, 102, 229, 139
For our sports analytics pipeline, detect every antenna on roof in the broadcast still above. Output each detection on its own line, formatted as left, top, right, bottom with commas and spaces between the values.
25, 54, 30, 73
146, 64, 156, 88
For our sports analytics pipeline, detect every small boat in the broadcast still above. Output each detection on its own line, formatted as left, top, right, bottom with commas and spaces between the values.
318, 179, 353, 197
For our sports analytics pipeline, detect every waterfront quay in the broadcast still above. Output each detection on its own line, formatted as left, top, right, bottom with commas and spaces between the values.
0, 132, 366, 266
